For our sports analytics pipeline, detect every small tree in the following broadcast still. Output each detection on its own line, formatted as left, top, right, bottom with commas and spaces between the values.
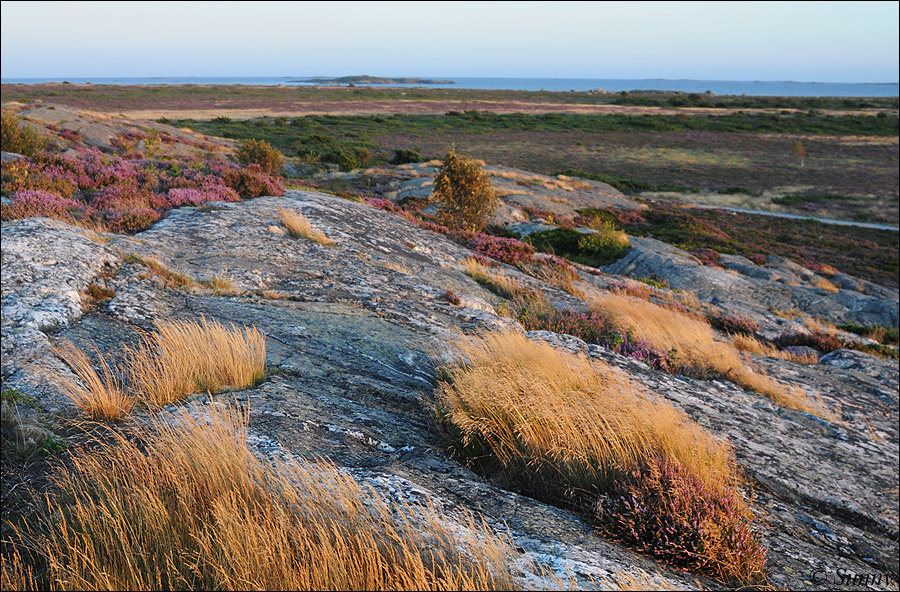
432, 150, 498, 232
794, 140, 805, 168
235, 138, 284, 174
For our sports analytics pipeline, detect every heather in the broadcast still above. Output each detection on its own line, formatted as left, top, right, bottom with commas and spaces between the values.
1, 133, 283, 233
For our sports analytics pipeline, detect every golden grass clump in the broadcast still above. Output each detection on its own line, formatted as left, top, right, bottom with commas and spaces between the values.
123, 253, 196, 290
436, 332, 765, 583
11, 404, 519, 591
732, 333, 818, 364
811, 277, 840, 294
199, 270, 237, 295
278, 207, 335, 246
127, 317, 266, 407
51, 340, 135, 421
591, 293, 832, 418
463, 257, 529, 301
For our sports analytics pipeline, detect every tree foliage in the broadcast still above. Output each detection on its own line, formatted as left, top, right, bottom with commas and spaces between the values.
432, 150, 498, 232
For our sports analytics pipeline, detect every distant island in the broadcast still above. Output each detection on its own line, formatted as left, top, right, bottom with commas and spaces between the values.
295, 75, 454, 85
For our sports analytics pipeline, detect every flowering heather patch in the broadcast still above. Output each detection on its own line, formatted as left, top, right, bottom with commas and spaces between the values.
596, 455, 765, 582
59, 128, 83, 143
776, 330, 899, 360
692, 248, 722, 267
1, 141, 282, 232
706, 312, 760, 336
0, 189, 84, 219
453, 232, 536, 266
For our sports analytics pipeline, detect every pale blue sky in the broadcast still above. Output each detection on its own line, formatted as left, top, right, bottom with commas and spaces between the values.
1, 1, 897, 82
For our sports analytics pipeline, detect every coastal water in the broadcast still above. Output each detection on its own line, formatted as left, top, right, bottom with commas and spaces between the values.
2, 76, 898, 97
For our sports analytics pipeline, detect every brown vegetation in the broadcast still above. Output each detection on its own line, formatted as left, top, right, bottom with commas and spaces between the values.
278, 207, 335, 246
6, 404, 520, 590
436, 332, 766, 583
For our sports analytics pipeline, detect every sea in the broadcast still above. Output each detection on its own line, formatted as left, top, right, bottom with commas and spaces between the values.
2, 76, 898, 97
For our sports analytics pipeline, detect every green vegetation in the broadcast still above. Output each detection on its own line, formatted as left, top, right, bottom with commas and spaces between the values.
3, 83, 896, 112
837, 323, 900, 346
555, 168, 696, 193
1, 111, 46, 156
235, 138, 285, 174
525, 226, 631, 267
432, 150, 498, 232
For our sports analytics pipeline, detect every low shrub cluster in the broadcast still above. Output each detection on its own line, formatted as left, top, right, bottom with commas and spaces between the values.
1, 111, 46, 156
364, 197, 581, 294
526, 224, 631, 267
235, 138, 285, 174
1, 134, 283, 233
436, 332, 766, 583
5, 404, 519, 590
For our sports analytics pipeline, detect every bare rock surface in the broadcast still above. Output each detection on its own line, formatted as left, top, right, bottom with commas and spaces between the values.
3, 102, 234, 158
2, 189, 898, 590
601, 236, 899, 333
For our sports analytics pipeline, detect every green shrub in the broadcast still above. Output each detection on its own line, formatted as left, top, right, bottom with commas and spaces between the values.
390, 149, 422, 165
526, 224, 630, 267
235, 138, 284, 174
577, 223, 631, 264
432, 150, 498, 232
1, 111, 46, 156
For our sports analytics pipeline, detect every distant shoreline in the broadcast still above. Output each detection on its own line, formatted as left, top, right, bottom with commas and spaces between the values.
2, 76, 897, 97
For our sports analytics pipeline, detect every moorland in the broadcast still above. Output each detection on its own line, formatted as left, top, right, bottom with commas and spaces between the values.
1, 83, 898, 591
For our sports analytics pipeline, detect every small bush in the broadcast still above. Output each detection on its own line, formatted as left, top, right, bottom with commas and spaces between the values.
390, 148, 422, 165
1, 111, 46, 156
432, 150, 498, 232
235, 138, 285, 174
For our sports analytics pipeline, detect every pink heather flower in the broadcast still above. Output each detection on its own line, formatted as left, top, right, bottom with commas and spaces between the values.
1, 189, 85, 220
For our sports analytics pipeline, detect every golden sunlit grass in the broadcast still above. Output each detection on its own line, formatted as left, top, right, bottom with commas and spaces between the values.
51, 340, 135, 421
591, 293, 832, 419
123, 253, 197, 290
463, 257, 529, 300
436, 331, 765, 583
811, 277, 840, 294
9, 404, 520, 591
199, 270, 237, 295
733, 333, 818, 364
127, 317, 266, 407
278, 207, 335, 246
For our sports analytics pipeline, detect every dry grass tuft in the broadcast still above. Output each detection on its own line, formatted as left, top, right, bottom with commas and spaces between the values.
811, 277, 840, 294
127, 317, 266, 407
733, 333, 818, 364
463, 257, 530, 301
123, 253, 197, 290
592, 294, 832, 418
200, 270, 237, 295
51, 340, 135, 421
436, 332, 765, 583
278, 207, 335, 246
12, 404, 519, 591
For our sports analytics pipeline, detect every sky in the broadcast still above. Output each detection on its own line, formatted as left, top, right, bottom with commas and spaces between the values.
1, 1, 898, 82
